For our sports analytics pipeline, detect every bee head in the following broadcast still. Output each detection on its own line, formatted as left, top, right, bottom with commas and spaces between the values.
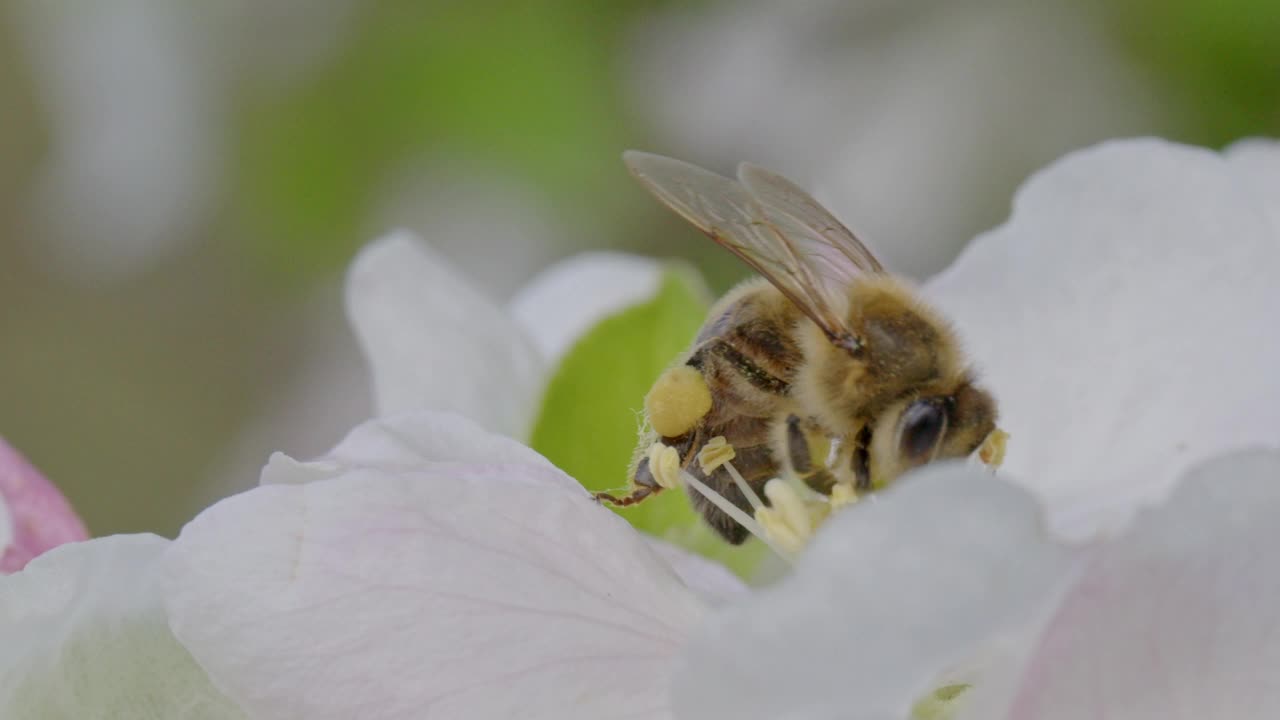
866, 378, 997, 488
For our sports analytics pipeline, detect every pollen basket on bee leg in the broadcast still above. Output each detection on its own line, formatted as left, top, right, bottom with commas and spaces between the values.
645, 365, 712, 438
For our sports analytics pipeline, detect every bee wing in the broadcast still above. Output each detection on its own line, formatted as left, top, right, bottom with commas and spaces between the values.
736, 161, 885, 275
624, 151, 864, 350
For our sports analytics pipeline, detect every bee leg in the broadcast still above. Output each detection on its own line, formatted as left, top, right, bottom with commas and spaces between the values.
593, 487, 659, 506
784, 415, 838, 495
594, 456, 665, 507
851, 425, 872, 490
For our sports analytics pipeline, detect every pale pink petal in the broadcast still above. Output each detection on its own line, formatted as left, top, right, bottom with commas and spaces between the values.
1225, 138, 1280, 230
1001, 449, 1280, 719
345, 230, 545, 439
926, 139, 1280, 539
645, 537, 746, 606
259, 410, 561, 487
164, 461, 703, 720
673, 464, 1078, 720
0, 437, 88, 573
508, 252, 665, 363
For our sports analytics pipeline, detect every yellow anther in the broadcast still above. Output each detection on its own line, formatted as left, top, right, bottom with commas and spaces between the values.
697, 436, 737, 476
755, 507, 807, 554
751, 479, 817, 553
645, 366, 712, 438
829, 482, 859, 509
805, 499, 833, 530
646, 443, 683, 490
978, 428, 1010, 469
764, 479, 812, 538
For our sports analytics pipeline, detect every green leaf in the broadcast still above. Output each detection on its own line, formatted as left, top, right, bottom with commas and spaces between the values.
1108, 0, 1280, 146
529, 266, 769, 578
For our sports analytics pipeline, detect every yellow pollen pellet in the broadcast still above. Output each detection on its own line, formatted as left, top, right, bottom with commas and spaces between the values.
645, 366, 712, 438
697, 436, 737, 476
646, 443, 683, 490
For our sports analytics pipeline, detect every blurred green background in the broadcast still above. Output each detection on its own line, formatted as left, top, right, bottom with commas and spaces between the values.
0, 0, 1276, 537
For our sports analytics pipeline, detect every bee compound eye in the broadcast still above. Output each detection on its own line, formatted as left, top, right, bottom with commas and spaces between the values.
899, 399, 947, 462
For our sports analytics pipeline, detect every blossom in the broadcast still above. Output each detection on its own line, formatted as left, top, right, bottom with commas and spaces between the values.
345, 229, 670, 441
2, 137, 1278, 719
0, 436, 88, 574
926, 138, 1280, 538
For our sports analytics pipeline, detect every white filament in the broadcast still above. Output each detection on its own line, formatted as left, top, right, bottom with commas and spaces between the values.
680, 470, 795, 563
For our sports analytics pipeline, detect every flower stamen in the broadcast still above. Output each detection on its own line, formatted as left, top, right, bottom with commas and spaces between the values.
723, 461, 765, 513
697, 435, 735, 474
646, 442, 683, 490
754, 480, 814, 554
650, 439, 866, 561
828, 482, 858, 509
679, 468, 793, 562
977, 428, 1010, 470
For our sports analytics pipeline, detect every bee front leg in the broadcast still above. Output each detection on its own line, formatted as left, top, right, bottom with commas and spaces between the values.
781, 415, 839, 495
594, 455, 665, 507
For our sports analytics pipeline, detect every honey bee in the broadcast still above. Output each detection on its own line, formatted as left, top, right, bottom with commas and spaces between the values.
595, 151, 1001, 544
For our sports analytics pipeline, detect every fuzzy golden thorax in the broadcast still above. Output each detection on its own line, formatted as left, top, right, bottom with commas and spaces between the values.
793, 275, 965, 437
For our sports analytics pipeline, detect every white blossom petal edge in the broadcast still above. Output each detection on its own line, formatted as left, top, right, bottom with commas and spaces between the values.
346, 230, 545, 439
672, 465, 1077, 720
925, 138, 1280, 539
346, 230, 665, 441
508, 251, 664, 363
163, 411, 729, 720
991, 449, 1280, 719
258, 410, 560, 486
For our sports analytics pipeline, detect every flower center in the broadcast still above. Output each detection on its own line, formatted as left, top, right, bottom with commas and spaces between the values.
642, 436, 861, 562
646, 426, 1009, 562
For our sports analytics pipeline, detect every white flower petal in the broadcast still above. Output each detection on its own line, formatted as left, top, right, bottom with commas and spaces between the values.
926, 139, 1280, 538
0, 535, 244, 718
645, 537, 747, 606
1000, 449, 1280, 719
165, 462, 705, 720
260, 410, 560, 486
672, 464, 1076, 720
508, 252, 664, 362
346, 230, 545, 439
1225, 138, 1280, 228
